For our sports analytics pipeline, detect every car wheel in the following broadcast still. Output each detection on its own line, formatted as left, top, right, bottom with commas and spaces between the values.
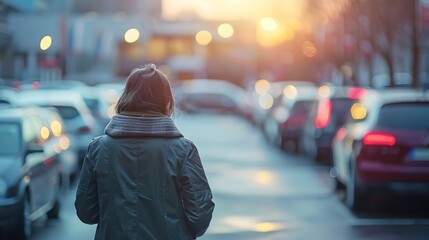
334, 177, 345, 192
346, 162, 365, 211
15, 193, 32, 240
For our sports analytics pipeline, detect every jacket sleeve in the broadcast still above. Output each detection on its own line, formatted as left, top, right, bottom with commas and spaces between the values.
180, 141, 215, 239
74, 139, 99, 224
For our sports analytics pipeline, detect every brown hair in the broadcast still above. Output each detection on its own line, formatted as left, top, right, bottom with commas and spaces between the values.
115, 64, 174, 116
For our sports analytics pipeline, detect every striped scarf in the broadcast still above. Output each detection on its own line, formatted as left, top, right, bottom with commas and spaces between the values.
104, 114, 183, 138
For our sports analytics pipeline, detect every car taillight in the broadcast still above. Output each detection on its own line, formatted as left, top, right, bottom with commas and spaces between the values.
348, 87, 367, 99
283, 113, 306, 128
362, 131, 396, 146
78, 126, 91, 134
314, 99, 332, 128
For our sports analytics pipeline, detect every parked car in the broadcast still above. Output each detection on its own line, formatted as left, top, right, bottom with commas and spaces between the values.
331, 88, 429, 211
16, 90, 96, 165
262, 83, 318, 152
71, 86, 113, 136
0, 107, 62, 239
249, 80, 315, 129
174, 79, 251, 119
0, 87, 19, 107
300, 85, 367, 164
38, 107, 80, 189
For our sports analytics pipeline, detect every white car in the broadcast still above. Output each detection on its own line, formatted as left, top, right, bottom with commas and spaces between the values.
17, 89, 97, 165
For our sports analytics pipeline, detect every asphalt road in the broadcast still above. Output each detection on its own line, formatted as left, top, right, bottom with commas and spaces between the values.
30, 113, 429, 240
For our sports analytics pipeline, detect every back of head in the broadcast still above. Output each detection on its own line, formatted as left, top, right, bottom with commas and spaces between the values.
116, 64, 174, 116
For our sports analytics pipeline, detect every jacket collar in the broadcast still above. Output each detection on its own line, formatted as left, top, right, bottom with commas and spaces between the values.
104, 113, 183, 138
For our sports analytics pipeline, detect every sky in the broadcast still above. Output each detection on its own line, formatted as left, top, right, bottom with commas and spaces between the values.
162, 0, 306, 22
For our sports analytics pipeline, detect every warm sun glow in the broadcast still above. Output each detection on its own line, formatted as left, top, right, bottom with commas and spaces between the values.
162, 0, 305, 21
260, 17, 277, 31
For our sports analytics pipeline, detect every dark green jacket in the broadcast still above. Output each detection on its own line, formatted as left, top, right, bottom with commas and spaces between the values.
75, 114, 214, 240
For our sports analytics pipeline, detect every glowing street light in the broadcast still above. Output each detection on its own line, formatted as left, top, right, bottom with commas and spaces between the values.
195, 30, 212, 46
40, 35, 52, 51
124, 28, 140, 43
217, 23, 234, 38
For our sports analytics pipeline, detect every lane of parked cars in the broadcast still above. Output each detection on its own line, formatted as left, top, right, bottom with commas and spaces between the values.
173, 78, 429, 214
0, 80, 125, 239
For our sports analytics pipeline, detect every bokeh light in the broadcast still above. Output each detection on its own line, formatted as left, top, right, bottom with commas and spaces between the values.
40, 35, 52, 51
318, 85, 331, 99
283, 85, 297, 99
50, 120, 62, 137
195, 30, 212, 46
254, 79, 271, 95
351, 103, 367, 120
217, 23, 234, 38
40, 127, 50, 140
124, 28, 140, 43
258, 94, 274, 109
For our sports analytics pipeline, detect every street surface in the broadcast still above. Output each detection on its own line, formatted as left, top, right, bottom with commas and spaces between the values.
30, 113, 429, 240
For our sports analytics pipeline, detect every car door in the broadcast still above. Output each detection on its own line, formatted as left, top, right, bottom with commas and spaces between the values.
23, 115, 58, 214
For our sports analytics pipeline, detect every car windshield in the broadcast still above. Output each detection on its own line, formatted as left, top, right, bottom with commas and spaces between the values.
52, 106, 80, 120
377, 102, 429, 130
0, 122, 21, 155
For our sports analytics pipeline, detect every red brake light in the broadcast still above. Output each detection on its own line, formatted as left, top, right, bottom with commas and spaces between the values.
362, 131, 396, 146
78, 126, 91, 134
314, 99, 332, 128
348, 88, 367, 100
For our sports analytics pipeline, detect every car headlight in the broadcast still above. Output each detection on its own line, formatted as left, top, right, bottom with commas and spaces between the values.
0, 179, 7, 197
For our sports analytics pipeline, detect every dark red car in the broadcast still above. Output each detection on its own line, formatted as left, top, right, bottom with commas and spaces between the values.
332, 88, 429, 211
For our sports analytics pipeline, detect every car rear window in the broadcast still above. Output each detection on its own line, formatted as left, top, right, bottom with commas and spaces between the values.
52, 106, 80, 120
377, 102, 429, 130
0, 123, 20, 155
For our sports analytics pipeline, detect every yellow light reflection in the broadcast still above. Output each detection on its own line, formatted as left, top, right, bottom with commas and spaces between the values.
318, 85, 331, 99
124, 28, 140, 43
254, 171, 273, 185
255, 79, 271, 95
40, 127, 50, 140
40, 36, 52, 51
217, 23, 234, 38
302, 41, 317, 57
283, 85, 297, 99
255, 222, 282, 232
258, 94, 274, 110
351, 103, 367, 120
50, 120, 62, 137
59, 136, 70, 150
195, 30, 212, 46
